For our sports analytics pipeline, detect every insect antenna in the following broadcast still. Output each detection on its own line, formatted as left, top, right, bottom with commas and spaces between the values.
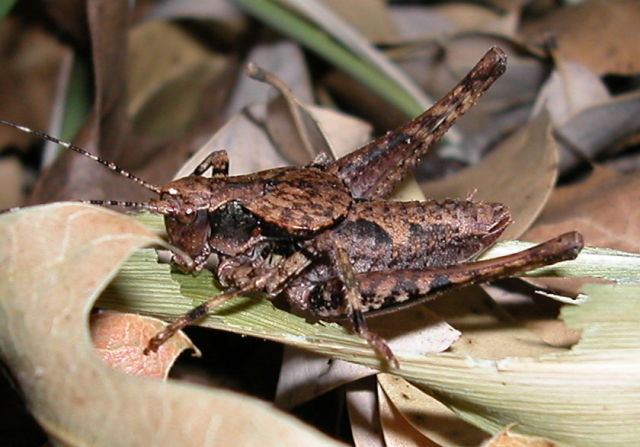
0, 199, 155, 215
83, 199, 155, 209
0, 119, 163, 194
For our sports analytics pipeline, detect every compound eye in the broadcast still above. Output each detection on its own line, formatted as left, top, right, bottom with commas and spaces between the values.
177, 206, 197, 224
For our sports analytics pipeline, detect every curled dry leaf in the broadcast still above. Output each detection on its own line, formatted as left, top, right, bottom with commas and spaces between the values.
377, 374, 488, 447
377, 379, 442, 447
424, 286, 561, 360
530, 57, 610, 128
90, 310, 196, 380
0, 204, 344, 447
484, 426, 560, 447
531, 58, 640, 171
553, 90, 640, 171
175, 108, 294, 177
27, 4, 235, 208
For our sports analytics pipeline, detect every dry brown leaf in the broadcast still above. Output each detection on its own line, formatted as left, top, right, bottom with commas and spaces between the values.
90, 310, 195, 379
377, 380, 440, 447
188, 40, 328, 172
389, 2, 518, 41
526, 165, 640, 252
325, 0, 398, 43
483, 283, 581, 349
0, 16, 66, 148
346, 377, 385, 447
521, 0, 640, 75
0, 204, 344, 446
43, 0, 91, 43
266, 94, 331, 165
485, 426, 559, 447
529, 55, 640, 171
0, 158, 24, 209
523, 166, 640, 293
421, 112, 558, 240
378, 374, 488, 447
27, 3, 235, 207
127, 20, 231, 138
29, 0, 140, 204
427, 286, 560, 360
276, 347, 377, 411
531, 57, 610, 127
176, 103, 371, 178
553, 90, 640, 171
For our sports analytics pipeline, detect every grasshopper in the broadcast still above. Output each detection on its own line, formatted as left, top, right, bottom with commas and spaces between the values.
0, 47, 583, 367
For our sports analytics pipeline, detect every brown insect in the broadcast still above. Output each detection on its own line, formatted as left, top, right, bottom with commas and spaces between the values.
0, 47, 583, 367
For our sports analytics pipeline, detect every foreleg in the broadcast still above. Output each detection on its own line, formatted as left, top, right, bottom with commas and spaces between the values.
145, 251, 312, 353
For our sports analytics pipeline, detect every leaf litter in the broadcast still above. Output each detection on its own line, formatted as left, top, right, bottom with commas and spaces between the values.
2, 1, 640, 446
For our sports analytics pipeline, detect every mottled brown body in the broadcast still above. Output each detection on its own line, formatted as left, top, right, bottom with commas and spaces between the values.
0, 47, 584, 367
284, 199, 511, 313
313, 200, 510, 271
151, 46, 514, 275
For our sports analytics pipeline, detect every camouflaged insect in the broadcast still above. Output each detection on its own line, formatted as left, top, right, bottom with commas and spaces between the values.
0, 47, 583, 367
